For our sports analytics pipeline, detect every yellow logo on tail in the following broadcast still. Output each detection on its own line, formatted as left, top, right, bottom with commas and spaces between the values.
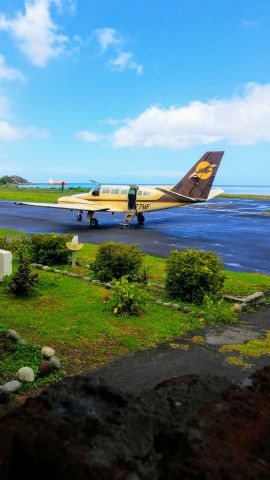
190, 161, 217, 180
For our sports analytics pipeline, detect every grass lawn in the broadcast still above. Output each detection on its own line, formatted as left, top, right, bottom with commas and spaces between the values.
78, 244, 270, 297
0, 186, 85, 203
0, 228, 22, 236
0, 269, 212, 376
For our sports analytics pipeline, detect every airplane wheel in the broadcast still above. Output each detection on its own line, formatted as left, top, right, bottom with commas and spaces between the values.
77, 213, 82, 221
90, 218, 98, 228
137, 214, 145, 224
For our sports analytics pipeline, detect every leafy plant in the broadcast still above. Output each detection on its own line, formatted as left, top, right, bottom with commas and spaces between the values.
91, 241, 144, 281
29, 233, 73, 266
108, 276, 150, 316
165, 249, 225, 304
8, 251, 39, 296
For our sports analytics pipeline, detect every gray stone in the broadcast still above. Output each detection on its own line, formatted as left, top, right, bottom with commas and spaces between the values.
7, 329, 20, 342
17, 367, 35, 383
246, 292, 265, 304
41, 346, 56, 358
3, 380, 21, 393
172, 304, 180, 310
42, 266, 51, 270
53, 269, 61, 273
155, 300, 163, 305
49, 356, 61, 369
163, 302, 172, 307
92, 280, 101, 284
31, 263, 43, 269
104, 283, 112, 289
17, 338, 27, 345
83, 277, 91, 282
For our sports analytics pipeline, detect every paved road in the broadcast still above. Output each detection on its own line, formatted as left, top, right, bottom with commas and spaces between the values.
92, 306, 270, 394
0, 197, 270, 274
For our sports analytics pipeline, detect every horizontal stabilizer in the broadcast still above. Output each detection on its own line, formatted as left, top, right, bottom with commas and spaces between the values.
207, 188, 224, 200
155, 187, 204, 203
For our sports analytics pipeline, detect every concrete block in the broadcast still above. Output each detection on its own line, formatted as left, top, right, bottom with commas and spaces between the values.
0, 249, 12, 280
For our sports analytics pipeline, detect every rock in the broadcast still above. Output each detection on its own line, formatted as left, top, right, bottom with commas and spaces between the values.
0, 386, 9, 404
92, 279, 101, 284
246, 292, 266, 305
163, 302, 172, 307
104, 283, 112, 289
31, 263, 43, 269
42, 266, 51, 270
6, 329, 20, 342
41, 346, 55, 358
16, 367, 35, 383
183, 306, 191, 314
172, 304, 180, 309
233, 303, 242, 313
49, 356, 61, 370
2, 380, 21, 393
39, 361, 55, 377
4, 370, 270, 479
155, 300, 163, 305
17, 338, 27, 345
83, 277, 91, 282
53, 269, 61, 273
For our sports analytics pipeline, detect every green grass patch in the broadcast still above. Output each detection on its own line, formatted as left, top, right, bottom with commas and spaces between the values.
219, 193, 270, 200
219, 332, 270, 358
0, 228, 22, 235
0, 186, 77, 203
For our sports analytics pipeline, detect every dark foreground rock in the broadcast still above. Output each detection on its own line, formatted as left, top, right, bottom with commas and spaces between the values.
0, 368, 270, 479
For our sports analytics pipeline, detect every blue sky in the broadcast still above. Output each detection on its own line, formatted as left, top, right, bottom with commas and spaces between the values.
0, 0, 270, 184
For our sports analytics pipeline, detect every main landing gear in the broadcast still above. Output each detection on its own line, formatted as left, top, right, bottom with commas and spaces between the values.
76, 212, 83, 221
137, 213, 145, 225
90, 217, 99, 228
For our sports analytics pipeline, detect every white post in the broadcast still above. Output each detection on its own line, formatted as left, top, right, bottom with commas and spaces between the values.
0, 249, 12, 281
72, 251, 77, 267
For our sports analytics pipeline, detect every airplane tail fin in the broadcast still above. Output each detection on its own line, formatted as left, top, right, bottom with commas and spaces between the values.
172, 151, 224, 200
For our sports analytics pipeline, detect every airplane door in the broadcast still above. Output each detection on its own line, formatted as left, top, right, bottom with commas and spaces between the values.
128, 186, 138, 210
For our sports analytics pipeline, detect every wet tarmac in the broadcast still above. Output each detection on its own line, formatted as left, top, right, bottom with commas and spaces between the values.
0, 198, 269, 274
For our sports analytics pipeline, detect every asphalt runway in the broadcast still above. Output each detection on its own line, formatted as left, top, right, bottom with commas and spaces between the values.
0, 198, 270, 274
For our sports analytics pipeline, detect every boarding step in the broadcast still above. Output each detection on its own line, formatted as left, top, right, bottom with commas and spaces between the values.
119, 209, 137, 228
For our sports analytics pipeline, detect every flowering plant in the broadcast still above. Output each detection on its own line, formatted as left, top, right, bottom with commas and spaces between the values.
107, 276, 150, 316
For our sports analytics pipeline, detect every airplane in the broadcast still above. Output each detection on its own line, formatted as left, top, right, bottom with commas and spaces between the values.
16, 151, 224, 228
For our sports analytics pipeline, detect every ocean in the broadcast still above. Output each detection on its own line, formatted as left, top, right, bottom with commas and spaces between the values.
17, 183, 270, 195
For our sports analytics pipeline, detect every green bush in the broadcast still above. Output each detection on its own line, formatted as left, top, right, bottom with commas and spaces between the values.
165, 249, 225, 304
29, 233, 72, 266
92, 241, 144, 281
108, 276, 150, 316
8, 252, 39, 296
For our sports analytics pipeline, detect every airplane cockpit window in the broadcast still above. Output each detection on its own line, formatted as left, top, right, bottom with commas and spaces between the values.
92, 187, 100, 196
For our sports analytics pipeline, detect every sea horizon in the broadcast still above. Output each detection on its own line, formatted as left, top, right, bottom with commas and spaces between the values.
17, 183, 270, 195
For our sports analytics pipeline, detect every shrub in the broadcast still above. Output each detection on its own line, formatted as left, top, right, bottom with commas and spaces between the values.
91, 242, 144, 281
165, 249, 225, 304
8, 252, 39, 296
108, 276, 150, 316
29, 233, 73, 266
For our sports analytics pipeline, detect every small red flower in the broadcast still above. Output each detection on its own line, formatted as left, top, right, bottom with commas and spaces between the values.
103, 295, 109, 302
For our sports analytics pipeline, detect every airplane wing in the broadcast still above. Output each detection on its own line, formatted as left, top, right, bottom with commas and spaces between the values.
15, 201, 111, 212
155, 187, 204, 203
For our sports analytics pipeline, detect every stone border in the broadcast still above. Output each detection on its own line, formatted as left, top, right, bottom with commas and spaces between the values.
0, 328, 61, 405
31, 263, 267, 313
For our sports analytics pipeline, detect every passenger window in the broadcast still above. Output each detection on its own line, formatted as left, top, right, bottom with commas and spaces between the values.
138, 190, 143, 195
102, 188, 110, 193
111, 188, 120, 194
120, 189, 128, 195
143, 191, 150, 196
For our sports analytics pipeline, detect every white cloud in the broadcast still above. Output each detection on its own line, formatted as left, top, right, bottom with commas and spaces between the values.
99, 117, 122, 126
94, 27, 143, 75
109, 83, 270, 149
109, 51, 143, 75
0, 54, 25, 81
242, 19, 260, 29
76, 130, 105, 142
0, 121, 49, 141
0, 0, 68, 67
94, 28, 122, 52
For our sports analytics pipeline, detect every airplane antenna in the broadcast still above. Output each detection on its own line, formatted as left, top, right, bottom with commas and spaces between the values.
89, 179, 101, 187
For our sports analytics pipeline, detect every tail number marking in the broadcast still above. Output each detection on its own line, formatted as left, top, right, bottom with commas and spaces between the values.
136, 203, 150, 210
